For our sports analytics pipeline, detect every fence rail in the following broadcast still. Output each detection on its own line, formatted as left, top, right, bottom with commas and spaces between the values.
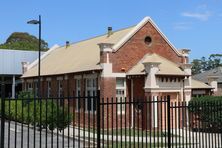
0, 95, 222, 147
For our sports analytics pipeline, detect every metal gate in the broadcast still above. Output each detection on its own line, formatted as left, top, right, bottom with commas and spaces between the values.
1, 86, 222, 147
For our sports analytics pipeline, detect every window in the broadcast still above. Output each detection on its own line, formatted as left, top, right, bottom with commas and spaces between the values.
85, 78, 97, 112
144, 36, 152, 46
27, 82, 33, 92
116, 78, 126, 114
116, 78, 124, 87
34, 81, 38, 97
58, 80, 63, 97
47, 81, 51, 98
75, 79, 81, 111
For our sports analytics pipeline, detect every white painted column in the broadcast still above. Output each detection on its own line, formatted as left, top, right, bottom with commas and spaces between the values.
131, 78, 134, 128
12, 75, 15, 98
152, 96, 158, 128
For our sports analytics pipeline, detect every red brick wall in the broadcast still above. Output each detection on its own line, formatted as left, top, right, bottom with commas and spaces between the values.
100, 77, 116, 99
110, 21, 183, 73
133, 76, 145, 98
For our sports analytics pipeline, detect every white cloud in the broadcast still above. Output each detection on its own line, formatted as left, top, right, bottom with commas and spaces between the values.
173, 22, 192, 30
197, 4, 207, 10
182, 11, 212, 21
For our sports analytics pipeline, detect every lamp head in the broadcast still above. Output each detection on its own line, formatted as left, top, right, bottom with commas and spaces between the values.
27, 20, 40, 25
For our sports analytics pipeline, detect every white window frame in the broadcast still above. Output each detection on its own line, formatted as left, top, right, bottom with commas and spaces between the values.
85, 78, 97, 112
47, 80, 51, 98
27, 82, 33, 92
34, 81, 38, 97
58, 80, 63, 97
116, 78, 126, 114
75, 79, 81, 111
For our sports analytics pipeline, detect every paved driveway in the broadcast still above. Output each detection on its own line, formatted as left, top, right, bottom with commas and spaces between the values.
0, 121, 84, 148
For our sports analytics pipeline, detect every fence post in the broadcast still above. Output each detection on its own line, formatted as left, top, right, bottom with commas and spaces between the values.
167, 97, 171, 148
0, 76, 5, 148
97, 90, 101, 148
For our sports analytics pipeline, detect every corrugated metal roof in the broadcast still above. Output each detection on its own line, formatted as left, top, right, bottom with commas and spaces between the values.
0, 49, 44, 75
22, 27, 134, 77
191, 79, 212, 89
193, 67, 222, 83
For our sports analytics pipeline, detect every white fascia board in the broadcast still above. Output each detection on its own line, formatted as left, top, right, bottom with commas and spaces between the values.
27, 44, 60, 70
113, 17, 182, 57
148, 18, 182, 56
113, 17, 150, 51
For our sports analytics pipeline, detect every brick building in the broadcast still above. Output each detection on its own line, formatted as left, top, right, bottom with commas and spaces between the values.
22, 17, 212, 129
193, 66, 222, 96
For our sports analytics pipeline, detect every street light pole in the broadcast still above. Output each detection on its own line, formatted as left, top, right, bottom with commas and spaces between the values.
38, 15, 41, 98
0, 76, 5, 148
27, 15, 41, 97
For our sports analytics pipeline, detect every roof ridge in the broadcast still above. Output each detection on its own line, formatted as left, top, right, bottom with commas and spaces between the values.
58, 25, 135, 48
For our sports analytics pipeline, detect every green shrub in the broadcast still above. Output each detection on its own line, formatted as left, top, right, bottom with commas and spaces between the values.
17, 91, 34, 99
0, 98, 73, 131
188, 96, 222, 132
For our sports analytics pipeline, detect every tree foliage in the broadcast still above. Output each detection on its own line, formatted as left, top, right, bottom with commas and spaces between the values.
191, 54, 222, 75
0, 32, 48, 51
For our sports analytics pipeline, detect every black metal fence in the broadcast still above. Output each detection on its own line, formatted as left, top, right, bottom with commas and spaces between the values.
1, 95, 222, 147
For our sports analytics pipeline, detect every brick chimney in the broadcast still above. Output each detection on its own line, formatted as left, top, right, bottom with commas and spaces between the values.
180, 49, 190, 64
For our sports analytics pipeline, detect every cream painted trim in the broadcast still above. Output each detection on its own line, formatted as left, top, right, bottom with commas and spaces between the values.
46, 77, 52, 81
64, 75, 68, 80
56, 77, 63, 80
146, 90, 181, 93
74, 75, 82, 79
83, 73, 98, 79
113, 73, 126, 78
131, 79, 134, 128
26, 79, 34, 83
112, 17, 182, 57
101, 72, 126, 78
145, 89, 192, 93
153, 96, 158, 128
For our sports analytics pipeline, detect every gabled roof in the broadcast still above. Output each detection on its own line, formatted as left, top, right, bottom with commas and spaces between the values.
191, 79, 212, 89
127, 53, 188, 76
22, 26, 134, 77
193, 67, 222, 83
113, 17, 183, 57
22, 17, 183, 78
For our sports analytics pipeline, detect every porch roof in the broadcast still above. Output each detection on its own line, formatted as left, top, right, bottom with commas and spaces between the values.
191, 79, 212, 89
127, 53, 188, 76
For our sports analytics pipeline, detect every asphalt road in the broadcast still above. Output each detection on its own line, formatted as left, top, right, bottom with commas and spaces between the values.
0, 121, 84, 148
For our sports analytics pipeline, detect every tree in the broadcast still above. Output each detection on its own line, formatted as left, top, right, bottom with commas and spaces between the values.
191, 54, 222, 75
191, 59, 202, 75
0, 32, 48, 51
208, 54, 222, 70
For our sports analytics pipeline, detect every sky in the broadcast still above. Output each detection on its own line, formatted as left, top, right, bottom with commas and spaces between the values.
0, 0, 222, 60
